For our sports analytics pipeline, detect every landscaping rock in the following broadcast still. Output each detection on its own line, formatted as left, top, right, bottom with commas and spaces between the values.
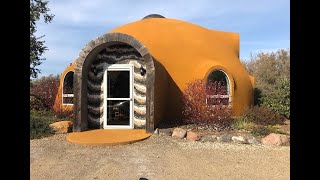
49, 121, 73, 134
159, 128, 172, 136
201, 135, 217, 142
154, 128, 159, 134
186, 131, 201, 141
247, 136, 261, 145
231, 136, 247, 144
218, 134, 233, 142
261, 133, 290, 146
172, 128, 187, 139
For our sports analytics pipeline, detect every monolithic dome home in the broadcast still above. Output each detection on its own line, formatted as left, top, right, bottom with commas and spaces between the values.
54, 14, 254, 133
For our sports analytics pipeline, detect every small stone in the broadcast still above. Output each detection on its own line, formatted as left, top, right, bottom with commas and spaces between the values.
248, 138, 261, 145
261, 133, 290, 146
201, 135, 217, 142
232, 136, 247, 144
219, 134, 233, 142
186, 131, 201, 141
154, 128, 159, 134
172, 128, 187, 139
246, 136, 261, 145
49, 121, 73, 134
159, 128, 172, 135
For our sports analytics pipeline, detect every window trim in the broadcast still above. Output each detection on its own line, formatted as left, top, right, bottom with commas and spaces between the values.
206, 69, 232, 107
62, 71, 74, 106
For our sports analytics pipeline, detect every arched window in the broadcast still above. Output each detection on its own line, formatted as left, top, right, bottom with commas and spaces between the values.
62, 71, 74, 105
206, 70, 230, 106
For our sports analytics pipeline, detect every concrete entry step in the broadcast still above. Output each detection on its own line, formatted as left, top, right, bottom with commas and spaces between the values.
66, 129, 152, 146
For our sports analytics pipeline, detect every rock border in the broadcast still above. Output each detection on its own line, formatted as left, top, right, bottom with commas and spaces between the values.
154, 127, 290, 146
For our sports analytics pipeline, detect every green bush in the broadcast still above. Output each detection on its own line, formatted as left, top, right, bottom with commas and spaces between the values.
242, 49, 290, 118
30, 116, 54, 139
30, 110, 55, 139
240, 106, 285, 126
253, 88, 263, 106
261, 78, 290, 118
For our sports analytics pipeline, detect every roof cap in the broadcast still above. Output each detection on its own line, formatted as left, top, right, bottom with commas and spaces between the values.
142, 14, 166, 19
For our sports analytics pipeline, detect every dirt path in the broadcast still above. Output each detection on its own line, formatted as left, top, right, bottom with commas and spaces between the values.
30, 134, 290, 180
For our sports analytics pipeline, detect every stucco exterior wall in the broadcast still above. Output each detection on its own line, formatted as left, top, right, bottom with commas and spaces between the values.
153, 60, 169, 126
111, 18, 254, 116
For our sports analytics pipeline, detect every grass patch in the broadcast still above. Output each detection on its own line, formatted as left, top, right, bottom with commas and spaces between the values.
231, 117, 255, 131
266, 125, 289, 135
251, 126, 270, 137
30, 110, 56, 139
232, 115, 289, 137
251, 125, 289, 137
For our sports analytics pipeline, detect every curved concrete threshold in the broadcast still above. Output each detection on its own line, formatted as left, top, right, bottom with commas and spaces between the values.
66, 129, 152, 146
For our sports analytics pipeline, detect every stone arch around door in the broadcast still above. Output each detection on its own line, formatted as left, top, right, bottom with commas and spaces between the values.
73, 33, 155, 133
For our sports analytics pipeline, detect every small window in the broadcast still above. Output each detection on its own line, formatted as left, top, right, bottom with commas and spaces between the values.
62, 71, 74, 105
206, 70, 230, 106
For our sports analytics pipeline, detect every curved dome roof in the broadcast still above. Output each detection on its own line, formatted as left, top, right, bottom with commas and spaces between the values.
110, 18, 239, 62
109, 18, 241, 81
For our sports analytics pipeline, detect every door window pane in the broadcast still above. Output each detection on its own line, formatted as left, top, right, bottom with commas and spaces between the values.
107, 100, 130, 125
107, 71, 130, 98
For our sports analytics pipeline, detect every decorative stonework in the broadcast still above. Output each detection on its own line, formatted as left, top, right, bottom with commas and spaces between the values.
73, 33, 155, 132
87, 46, 147, 128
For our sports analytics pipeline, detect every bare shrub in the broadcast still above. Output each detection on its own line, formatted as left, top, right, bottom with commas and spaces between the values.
182, 79, 231, 126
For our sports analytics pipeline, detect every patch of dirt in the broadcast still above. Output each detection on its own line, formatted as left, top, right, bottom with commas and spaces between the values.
31, 133, 290, 180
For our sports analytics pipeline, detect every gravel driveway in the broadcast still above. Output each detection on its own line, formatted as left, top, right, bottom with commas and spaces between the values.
30, 134, 289, 180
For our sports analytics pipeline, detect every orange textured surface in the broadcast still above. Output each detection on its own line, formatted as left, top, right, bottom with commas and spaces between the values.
55, 17, 254, 120
66, 129, 152, 146
111, 18, 254, 116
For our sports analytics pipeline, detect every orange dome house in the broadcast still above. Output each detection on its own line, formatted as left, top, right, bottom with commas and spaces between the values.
54, 15, 254, 133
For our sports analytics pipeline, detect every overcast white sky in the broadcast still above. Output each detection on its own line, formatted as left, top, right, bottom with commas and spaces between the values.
35, 0, 290, 77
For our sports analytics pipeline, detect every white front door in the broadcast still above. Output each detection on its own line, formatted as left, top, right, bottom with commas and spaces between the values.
103, 64, 133, 129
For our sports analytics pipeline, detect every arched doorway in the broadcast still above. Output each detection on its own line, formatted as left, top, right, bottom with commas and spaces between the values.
73, 33, 155, 133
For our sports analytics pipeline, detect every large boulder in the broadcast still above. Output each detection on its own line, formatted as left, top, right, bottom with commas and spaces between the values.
49, 121, 73, 134
261, 133, 290, 146
172, 128, 187, 139
186, 131, 201, 141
